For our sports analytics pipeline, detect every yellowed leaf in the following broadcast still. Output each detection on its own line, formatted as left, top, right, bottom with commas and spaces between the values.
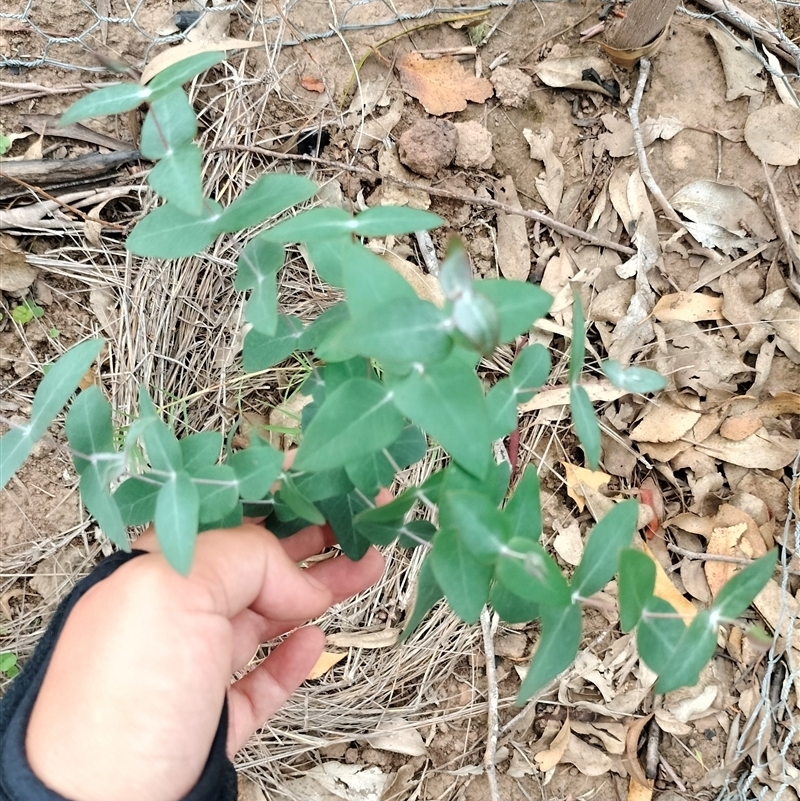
561, 462, 611, 512
534, 715, 570, 771
653, 291, 723, 322
641, 541, 697, 621
627, 776, 654, 801
397, 52, 493, 116
705, 522, 747, 597
307, 650, 346, 680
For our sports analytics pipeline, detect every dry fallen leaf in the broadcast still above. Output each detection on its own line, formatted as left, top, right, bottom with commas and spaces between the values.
396, 52, 493, 116
720, 392, 800, 440
599, 113, 684, 158
365, 719, 426, 756
140, 38, 261, 85
705, 522, 748, 597
301, 75, 325, 93
744, 105, 800, 166
562, 462, 612, 512
627, 777, 654, 801
306, 651, 346, 680
0, 234, 37, 292
707, 26, 767, 100
630, 401, 701, 444
623, 712, 653, 789
534, 715, 571, 772
369, 244, 444, 307
695, 429, 797, 470
653, 291, 723, 323
494, 175, 530, 281
534, 56, 617, 97
562, 732, 621, 776
641, 541, 697, 622
553, 519, 583, 567
326, 628, 399, 648
670, 180, 775, 242
519, 380, 626, 412
523, 127, 564, 215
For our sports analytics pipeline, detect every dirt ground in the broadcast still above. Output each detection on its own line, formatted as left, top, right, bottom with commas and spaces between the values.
1, 1, 799, 800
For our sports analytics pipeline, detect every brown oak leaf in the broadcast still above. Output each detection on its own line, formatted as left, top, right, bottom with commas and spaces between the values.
397, 52, 493, 116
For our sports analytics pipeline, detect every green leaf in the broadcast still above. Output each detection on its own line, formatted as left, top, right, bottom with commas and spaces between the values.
490, 581, 540, 624
304, 237, 351, 286
191, 465, 239, 524
316, 492, 372, 560
397, 519, 436, 549
216, 174, 316, 233
486, 379, 517, 440
601, 360, 667, 394
342, 244, 418, 318
345, 424, 427, 496
510, 344, 550, 402
569, 288, 586, 386
319, 357, 374, 394
60, 83, 151, 125
262, 207, 355, 243
278, 475, 325, 526
353, 206, 444, 237
126, 200, 223, 258
294, 379, 404, 473
570, 384, 601, 470
146, 52, 225, 95
242, 315, 305, 372
201, 503, 243, 532
244, 271, 278, 335
618, 549, 656, 632
439, 490, 510, 564
390, 351, 491, 480
431, 527, 493, 624
136, 389, 183, 474
452, 291, 500, 356
227, 443, 283, 499
113, 476, 160, 526
503, 466, 542, 543
147, 142, 204, 216
517, 602, 581, 703
653, 612, 718, 694
474, 280, 552, 343
28, 339, 103, 440
78, 466, 129, 551
441, 461, 510, 507
291, 467, 353, 502
155, 471, 199, 575
179, 431, 223, 471
400, 554, 443, 641
139, 89, 197, 159
635, 596, 686, 674
1, 339, 103, 489
355, 472, 444, 526
299, 302, 349, 351
570, 499, 638, 599
235, 236, 285, 291
496, 538, 571, 605
339, 298, 452, 365
439, 238, 473, 300
65, 385, 115, 475
711, 550, 777, 622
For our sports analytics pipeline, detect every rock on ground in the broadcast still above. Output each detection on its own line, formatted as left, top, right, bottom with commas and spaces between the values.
454, 121, 494, 169
398, 118, 458, 177
491, 66, 532, 108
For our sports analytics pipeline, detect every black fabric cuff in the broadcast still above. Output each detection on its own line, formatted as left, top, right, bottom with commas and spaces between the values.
0, 550, 237, 801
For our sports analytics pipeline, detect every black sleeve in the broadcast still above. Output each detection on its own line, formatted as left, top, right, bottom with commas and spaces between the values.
0, 550, 238, 801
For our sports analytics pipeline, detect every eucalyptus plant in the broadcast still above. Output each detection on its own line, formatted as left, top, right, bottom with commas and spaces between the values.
0, 52, 775, 703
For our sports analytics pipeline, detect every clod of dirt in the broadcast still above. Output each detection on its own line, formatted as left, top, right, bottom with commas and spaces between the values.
490, 66, 533, 108
398, 119, 458, 177
453, 121, 494, 169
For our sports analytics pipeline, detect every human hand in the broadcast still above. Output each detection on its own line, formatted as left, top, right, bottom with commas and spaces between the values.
25, 517, 386, 801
